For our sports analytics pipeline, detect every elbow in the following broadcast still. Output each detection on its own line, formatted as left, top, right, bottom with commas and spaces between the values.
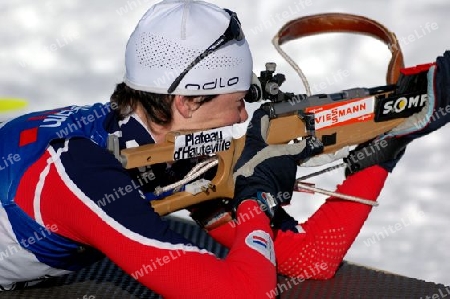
278, 260, 341, 280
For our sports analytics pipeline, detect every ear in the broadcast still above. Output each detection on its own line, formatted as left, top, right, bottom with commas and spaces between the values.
173, 95, 202, 118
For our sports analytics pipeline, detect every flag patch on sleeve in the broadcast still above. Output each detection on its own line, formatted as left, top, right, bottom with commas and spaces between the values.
245, 230, 275, 265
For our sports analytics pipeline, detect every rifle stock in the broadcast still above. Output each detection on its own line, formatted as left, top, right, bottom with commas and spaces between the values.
266, 112, 404, 154
121, 132, 245, 216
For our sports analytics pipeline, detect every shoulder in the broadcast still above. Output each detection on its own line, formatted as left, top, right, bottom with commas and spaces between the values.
50, 137, 121, 168
49, 137, 132, 202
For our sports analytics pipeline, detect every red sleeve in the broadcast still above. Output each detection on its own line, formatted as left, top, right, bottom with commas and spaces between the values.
16, 139, 278, 298
275, 165, 388, 279
208, 165, 388, 279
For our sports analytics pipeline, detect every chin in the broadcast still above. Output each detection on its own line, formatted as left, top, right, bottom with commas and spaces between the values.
215, 119, 239, 129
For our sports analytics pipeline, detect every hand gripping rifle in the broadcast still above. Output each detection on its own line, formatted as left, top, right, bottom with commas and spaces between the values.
108, 13, 432, 216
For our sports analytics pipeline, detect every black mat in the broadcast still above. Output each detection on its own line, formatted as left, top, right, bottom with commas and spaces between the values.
1, 217, 448, 299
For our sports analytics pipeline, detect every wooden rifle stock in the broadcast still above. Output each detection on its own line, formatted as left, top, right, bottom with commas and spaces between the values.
121, 133, 245, 216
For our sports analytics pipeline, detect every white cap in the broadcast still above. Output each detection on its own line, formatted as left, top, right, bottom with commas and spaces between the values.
124, 0, 253, 95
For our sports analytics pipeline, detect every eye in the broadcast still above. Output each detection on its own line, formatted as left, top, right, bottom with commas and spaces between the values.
200, 95, 217, 103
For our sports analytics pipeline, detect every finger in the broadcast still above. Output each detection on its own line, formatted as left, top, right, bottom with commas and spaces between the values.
284, 136, 324, 161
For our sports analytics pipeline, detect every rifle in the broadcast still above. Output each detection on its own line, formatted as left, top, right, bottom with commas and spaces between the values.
108, 13, 432, 216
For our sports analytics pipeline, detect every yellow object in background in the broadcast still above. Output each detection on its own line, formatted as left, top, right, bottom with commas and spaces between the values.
0, 98, 28, 112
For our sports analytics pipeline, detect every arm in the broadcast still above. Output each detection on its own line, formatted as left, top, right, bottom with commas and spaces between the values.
204, 165, 387, 279
274, 165, 388, 279
19, 138, 276, 298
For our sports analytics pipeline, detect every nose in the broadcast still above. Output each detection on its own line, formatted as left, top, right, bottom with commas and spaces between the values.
239, 100, 248, 122
240, 108, 248, 122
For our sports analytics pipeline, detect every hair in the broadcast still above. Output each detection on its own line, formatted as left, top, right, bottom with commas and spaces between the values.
110, 82, 217, 125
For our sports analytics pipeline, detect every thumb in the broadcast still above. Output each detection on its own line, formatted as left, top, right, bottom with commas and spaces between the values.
284, 136, 324, 162
247, 108, 270, 143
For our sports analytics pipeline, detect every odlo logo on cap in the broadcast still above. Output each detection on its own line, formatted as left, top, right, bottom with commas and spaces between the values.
185, 76, 239, 90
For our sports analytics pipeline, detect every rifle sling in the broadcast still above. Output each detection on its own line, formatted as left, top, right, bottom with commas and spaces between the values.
275, 13, 404, 85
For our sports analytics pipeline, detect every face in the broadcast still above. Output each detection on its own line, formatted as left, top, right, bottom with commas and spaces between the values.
184, 91, 248, 130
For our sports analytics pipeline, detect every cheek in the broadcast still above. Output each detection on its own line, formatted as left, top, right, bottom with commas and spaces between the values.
204, 98, 248, 124
224, 102, 244, 121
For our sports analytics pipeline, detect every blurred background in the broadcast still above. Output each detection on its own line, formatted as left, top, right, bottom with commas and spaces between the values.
1, 0, 449, 287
